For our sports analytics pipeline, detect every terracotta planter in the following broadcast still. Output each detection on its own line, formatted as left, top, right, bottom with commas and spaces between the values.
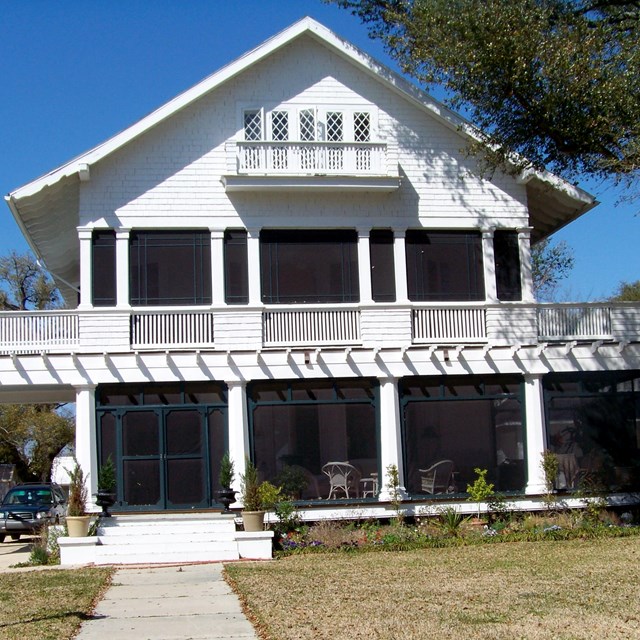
66, 515, 91, 537
241, 510, 265, 532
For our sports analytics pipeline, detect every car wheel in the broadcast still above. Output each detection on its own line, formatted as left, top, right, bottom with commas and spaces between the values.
10, 534, 20, 541
0, 534, 4, 543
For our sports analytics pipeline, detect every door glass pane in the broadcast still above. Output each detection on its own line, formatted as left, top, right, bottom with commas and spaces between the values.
494, 230, 522, 301
167, 459, 204, 505
224, 230, 248, 304
122, 411, 159, 456
123, 460, 160, 506
370, 229, 396, 302
92, 230, 116, 306
166, 410, 203, 456
99, 413, 117, 466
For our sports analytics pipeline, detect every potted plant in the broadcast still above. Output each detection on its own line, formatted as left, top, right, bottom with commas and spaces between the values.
466, 467, 495, 523
240, 459, 264, 531
217, 452, 237, 512
66, 462, 91, 537
95, 455, 117, 517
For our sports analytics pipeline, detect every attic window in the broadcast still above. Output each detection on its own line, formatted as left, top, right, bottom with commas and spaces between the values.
244, 110, 262, 141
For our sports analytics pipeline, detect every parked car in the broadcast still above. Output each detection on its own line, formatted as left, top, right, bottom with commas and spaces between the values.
0, 483, 67, 542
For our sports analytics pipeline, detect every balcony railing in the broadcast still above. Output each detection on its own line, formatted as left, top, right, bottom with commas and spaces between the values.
237, 141, 388, 175
0, 303, 637, 355
413, 307, 487, 343
263, 309, 361, 346
537, 305, 612, 340
131, 311, 215, 349
0, 311, 79, 354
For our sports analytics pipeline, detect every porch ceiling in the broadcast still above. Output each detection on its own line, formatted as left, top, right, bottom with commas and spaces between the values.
0, 384, 76, 404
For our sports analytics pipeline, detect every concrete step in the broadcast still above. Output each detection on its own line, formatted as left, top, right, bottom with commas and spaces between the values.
94, 541, 240, 564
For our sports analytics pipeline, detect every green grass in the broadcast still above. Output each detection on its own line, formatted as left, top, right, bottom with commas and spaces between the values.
0, 568, 114, 640
226, 537, 640, 640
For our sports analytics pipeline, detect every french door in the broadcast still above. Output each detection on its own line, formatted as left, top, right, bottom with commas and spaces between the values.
101, 406, 226, 510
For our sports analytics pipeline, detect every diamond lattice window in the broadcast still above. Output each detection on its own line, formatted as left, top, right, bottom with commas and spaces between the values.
327, 112, 343, 142
354, 112, 370, 142
271, 111, 289, 141
244, 110, 262, 141
299, 109, 317, 141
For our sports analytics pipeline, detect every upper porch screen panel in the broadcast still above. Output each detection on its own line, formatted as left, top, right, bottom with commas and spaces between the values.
130, 231, 212, 306
260, 230, 359, 304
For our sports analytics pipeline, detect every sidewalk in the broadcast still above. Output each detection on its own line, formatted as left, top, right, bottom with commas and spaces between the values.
0, 537, 34, 570
75, 563, 259, 639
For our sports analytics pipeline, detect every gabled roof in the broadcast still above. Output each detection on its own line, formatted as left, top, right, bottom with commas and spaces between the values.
5, 17, 596, 303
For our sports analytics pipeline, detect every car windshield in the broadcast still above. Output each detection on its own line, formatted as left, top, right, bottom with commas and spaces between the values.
3, 489, 53, 506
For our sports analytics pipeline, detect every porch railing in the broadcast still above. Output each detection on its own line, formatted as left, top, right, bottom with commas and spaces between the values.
413, 307, 487, 342
237, 141, 388, 175
263, 309, 361, 346
0, 311, 79, 354
131, 311, 215, 349
537, 305, 612, 340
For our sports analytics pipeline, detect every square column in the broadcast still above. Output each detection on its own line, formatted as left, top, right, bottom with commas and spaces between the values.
393, 231, 409, 304
524, 374, 548, 495
77, 229, 93, 309
378, 377, 408, 500
115, 229, 131, 308
75, 385, 99, 511
518, 228, 535, 302
211, 230, 225, 305
482, 229, 498, 302
227, 381, 250, 502
357, 229, 372, 304
246, 229, 261, 306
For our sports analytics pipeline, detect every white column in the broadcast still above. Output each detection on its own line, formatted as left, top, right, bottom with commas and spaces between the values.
227, 381, 250, 503
377, 377, 408, 500
246, 229, 261, 306
524, 374, 547, 495
393, 230, 409, 304
75, 385, 99, 512
211, 230, 225, 305
115, 229, 131, 308
357, 229, 373, 304
519, 228, 535, 302
482, 229, 498, 302
77, 229, 93, 309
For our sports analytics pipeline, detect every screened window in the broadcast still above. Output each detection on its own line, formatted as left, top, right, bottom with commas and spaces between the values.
406, 231, 484, 301
401, 375, 525, 494
260, 230, 359, 304
92, 230, 116, 306
129, 231, 211, 306
494, 231, 522, 301
544, 372, 640, 491
370, 229, 396, 302
249, 379, 379, 501
224, 230, 248, 304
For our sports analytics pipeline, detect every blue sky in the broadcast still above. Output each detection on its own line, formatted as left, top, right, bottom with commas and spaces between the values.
1, 0, 637, 300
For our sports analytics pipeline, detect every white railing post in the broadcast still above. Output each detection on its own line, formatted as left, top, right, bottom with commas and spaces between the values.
227, 381, 250, 503
378, 377, 408, 501
75, 384, 99, 512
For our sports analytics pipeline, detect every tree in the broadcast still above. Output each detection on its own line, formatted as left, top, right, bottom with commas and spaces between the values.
532, 238, 575, 301
0, 404, 74, 482
332, 0, 640, 186
0, 251, 59, 310
610, 279, 640, 301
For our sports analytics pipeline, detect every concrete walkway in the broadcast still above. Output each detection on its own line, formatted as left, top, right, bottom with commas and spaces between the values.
76, 563, 259, 639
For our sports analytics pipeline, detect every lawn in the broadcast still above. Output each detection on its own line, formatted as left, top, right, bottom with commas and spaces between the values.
0, 568, 113, 640
226, 537, 640, 639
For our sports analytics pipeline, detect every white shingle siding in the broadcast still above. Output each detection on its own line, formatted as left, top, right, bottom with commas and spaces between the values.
79, 36, 529, 232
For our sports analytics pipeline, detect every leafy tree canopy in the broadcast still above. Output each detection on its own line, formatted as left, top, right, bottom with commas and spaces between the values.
0, 404, 74, 482
609, 279, 640, 300
332, 0, 640, 186
532, 238, 575, 301
0, 251, 59, 310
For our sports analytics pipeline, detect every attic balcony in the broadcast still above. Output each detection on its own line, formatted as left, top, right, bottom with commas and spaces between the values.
0, 302, 638, 358
221, 140, 400, 192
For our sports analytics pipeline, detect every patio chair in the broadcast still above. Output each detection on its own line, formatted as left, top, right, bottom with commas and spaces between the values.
419, 459, 455, 494
322, 461, 361, 499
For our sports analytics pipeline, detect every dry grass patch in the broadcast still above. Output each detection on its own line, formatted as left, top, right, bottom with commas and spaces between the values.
0, 567, 113, 640
226, 538, 640, 639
